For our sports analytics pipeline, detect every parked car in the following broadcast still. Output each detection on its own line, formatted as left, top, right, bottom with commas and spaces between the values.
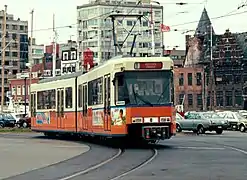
217, 111, 246, 130
16, 115, 31, 128
0, 113, 16, 128
238, 110, 247, 118
176, 111, 228, 134
237, 119, 247, 132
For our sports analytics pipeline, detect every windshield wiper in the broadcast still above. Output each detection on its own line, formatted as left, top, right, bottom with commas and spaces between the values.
156, 81, 170, 104
132, 85, 153, 106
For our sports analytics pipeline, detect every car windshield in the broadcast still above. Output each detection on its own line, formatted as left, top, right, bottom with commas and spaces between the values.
115, 71, 172, 106
235, 112, 246, 119
202, 113, 222, 119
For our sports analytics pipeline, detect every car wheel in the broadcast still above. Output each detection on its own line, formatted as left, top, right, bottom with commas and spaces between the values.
240, 125, 246, 133
23, 122, 28, 128
216, 129, 223, 134
197, 125, 205, 134
176, 124, 182, 133
0, 123, 4, 128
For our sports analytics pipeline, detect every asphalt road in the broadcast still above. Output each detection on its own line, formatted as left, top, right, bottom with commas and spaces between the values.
1, 131, 247, 180
0, 133, 90, 180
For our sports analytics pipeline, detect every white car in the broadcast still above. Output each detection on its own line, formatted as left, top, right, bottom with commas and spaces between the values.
216, 111, 246, 130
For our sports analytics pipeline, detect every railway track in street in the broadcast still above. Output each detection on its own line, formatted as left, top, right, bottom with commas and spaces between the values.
2, 134, 158, 180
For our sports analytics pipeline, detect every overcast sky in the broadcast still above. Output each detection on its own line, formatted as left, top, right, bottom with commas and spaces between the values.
1, 0, 247, 50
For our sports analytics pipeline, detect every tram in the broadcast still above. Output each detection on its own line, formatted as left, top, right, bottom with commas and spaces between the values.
30, 56, 176, 143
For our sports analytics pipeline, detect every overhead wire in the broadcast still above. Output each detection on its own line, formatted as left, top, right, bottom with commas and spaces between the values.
164, 0, 205, 19
176, 2, 247, 35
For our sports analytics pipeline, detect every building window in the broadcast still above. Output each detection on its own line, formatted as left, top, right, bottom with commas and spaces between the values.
17, 86, 21, 95
235, 90, 242, 106
188, 94, 193, 106
178, 94, 184, 104
225, 91, 232, 106
196, 72, 202, 86
78, 84, 83, 108
127, 20, 133, 26
216, 91, 223, 106
188, 73, 192, 86
88, 77, 103, 105
143, 21, 148, 26
22, 85, 25, 96
197, 94, 202, 105
179, 73, 184, 86
37, 90, 56, 109
65, 87, 73, 108
207, 91, 211, 107
11, 86, 16, 96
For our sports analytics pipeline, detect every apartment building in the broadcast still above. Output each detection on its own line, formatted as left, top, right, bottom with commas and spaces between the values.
77, 0, 163, 63
174, 67, 206, 111
0, 10, 28, 103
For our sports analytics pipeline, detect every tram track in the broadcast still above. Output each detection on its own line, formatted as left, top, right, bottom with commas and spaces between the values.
1, 133, 158, 180
68, 147, 157, 180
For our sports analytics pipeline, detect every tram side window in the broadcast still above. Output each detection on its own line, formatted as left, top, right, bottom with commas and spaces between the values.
65, 87, 73, 108
37, 89, 56, 109
78, 85, 83, 108
88, 77, 103, 105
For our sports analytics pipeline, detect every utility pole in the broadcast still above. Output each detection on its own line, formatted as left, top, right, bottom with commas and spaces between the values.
150, 3, 155, 55
29, 9, 34, 116
1, 5, 7, 113
52, 14, 57, 77
209, 24, 215, 110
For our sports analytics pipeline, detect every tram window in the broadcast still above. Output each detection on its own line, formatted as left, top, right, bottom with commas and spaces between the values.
88, 77, 103, 105
65, 87, 73, 108
37, 89, 56, 109
78, 85, 83, 108
37, 91, 45, 109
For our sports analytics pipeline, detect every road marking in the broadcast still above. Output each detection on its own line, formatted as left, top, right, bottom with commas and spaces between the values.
58, 148, 122, 180
224, 146, 247, 155
177, 146, 225, 150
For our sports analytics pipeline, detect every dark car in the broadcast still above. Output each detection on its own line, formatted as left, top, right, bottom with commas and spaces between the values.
0, 113, 16, 128
16, 116, 31, 128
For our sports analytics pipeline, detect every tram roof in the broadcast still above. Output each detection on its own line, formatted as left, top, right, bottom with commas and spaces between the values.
38, 55, 173, 84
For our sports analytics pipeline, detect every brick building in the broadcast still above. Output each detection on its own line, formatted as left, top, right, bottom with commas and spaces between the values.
174, 67, 205, 111
9, 72, 39, 103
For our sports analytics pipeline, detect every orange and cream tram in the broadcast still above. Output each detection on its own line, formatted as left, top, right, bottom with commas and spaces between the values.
30, 56, 176, 143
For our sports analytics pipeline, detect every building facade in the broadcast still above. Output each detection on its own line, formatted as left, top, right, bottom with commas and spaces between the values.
32, 40, 44, 65
212, 29, 244, 109
0, 10, 28, 103
164, 49, 185, 67
77, 0, 163, 63
9, 72, 39, 103
174, 67, 205, 111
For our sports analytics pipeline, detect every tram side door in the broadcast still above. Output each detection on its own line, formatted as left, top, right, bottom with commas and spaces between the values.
104, 75, 111, 131
31, 93, 36, 126
82, 84, 88, 130
57, 88, 64, 129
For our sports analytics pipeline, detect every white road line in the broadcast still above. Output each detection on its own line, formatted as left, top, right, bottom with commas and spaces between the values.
177, 146, 225, 150
109, 149, 158, 180
58, 148, 122, 180
224, 146, 247, 155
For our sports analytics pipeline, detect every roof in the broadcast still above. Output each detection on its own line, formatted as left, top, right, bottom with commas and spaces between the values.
77, 2, 162, 10
38, 55, 173, 84
195, 7, 215, 36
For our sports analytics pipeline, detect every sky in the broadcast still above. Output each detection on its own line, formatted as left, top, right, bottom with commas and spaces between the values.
1, 0, 247, 50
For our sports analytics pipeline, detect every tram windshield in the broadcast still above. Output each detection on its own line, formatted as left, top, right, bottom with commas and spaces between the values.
115, 71, 172, 106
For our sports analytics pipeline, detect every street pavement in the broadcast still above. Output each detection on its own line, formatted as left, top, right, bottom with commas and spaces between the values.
118, 131, 247, 180
1, 131, 247, 180
0, 135, 89, 180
